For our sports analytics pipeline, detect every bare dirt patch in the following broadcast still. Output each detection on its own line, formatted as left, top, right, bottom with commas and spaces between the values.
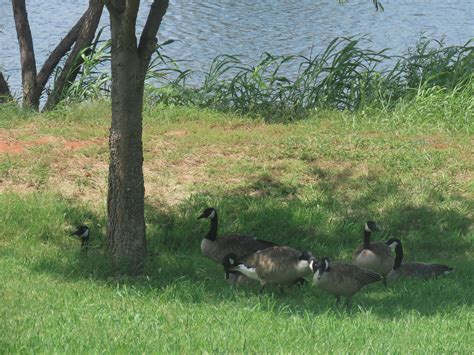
164, 130, 187, 137
0, 131, 105, 154
0, 140, 24, 154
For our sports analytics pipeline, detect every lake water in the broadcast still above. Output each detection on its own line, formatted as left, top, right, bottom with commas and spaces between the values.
0, 0, 473, 96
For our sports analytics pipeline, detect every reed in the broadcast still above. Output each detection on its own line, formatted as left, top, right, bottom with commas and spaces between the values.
53, 36, 473, 123
146, 37, 473, 121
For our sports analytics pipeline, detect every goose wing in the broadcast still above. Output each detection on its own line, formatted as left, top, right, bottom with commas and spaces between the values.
236, 246, 299, 267
214, 234, 277, 261
370, 242, 392, 258
332, 263, 382, 285
398, 262, 453, 278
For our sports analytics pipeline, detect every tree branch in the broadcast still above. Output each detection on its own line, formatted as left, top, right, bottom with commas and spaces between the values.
138, 0, 169, 67
44, 0, 104, 110
103, 0, 125, 16
36, 15, 85, 89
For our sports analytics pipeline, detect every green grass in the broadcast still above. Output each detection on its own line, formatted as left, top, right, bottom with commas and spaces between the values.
0, 102, 473, 352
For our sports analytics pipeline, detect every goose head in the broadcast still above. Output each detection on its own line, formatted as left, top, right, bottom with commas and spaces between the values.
72, 225, 90, 238
299, 250, 315, 262
386, 237, 403, 270
386, 237, 402, 251
313, 257, 331, 280
222, 253, 239, 270
365, 220, 380, 233
198, 207, 217, 220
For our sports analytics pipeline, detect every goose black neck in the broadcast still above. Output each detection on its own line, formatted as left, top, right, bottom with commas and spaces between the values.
393, 242, 404, 270
205, 215, 218, 241
363, 230, 371, 249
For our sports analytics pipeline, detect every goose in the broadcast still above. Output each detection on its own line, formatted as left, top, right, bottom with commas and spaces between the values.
71, 225, 90, 252
222, 247, 314, 290
386, 238, 453, 281
353, 220, 392, 285
310, 257, 383, 308
198, 207, 277, 264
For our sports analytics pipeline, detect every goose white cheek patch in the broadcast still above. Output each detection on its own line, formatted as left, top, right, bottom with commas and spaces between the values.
364, 223, 370, 232
209, 210, 216, 219
236, 265, 260, 281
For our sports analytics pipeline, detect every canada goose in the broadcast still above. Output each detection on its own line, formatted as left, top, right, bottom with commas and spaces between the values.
386, 238, 454, 281
353, 221, 392, 285
71, 225, 90, 252
198, 207, 277, 264
223, 247, 314, 290
310, 257, 383, 308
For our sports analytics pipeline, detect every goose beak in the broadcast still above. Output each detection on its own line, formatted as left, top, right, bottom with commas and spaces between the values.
197, 213, 205, 219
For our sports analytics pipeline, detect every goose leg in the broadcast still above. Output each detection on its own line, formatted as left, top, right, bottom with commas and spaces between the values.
345, 297, 352, 310
81, 239, 89, 252
382, 278, 387, 287
335, 296, 341, 305
293, 278, 307, 287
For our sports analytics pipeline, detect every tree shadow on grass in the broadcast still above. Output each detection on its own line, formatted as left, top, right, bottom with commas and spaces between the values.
26, 165, 473, 318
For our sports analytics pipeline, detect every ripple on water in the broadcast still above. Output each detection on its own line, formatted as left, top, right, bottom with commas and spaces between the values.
0, 0, 473, 95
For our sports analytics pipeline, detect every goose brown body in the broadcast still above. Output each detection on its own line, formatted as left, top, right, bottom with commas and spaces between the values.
200, 235, 277, 264
224, 246, 314, 286
352, 221, 393, 279
387, 262, 453, 280
198, 207, 277, 264
385, 238, 453, 281
312, 258, 382, 306
353, 242, 394, 277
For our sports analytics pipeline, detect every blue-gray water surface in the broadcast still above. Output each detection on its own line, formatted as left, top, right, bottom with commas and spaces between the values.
0, 0, 473, 96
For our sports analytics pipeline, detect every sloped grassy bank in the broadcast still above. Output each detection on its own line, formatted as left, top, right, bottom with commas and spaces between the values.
0, 102, 473, 352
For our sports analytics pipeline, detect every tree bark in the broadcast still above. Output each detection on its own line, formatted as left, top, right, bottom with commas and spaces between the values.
44, 0, 104, 111
0, 72, 13, 103
12, 0, 40, 109
106, 0, 168, 273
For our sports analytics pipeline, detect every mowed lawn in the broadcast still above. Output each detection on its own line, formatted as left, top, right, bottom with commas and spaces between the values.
0, 102, 473, 352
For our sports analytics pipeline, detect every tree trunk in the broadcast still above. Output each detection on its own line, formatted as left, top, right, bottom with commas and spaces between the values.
12, 0, 40, 109
107, 48, 147, 273
105, 0, 168, 273
0, 72, 13, 103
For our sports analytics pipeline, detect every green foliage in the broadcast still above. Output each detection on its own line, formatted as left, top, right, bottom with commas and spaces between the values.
51, 29, 111, 106
146, 37, 473, 122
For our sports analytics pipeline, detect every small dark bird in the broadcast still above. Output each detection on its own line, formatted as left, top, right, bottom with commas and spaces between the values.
385, 238, 454, 281
311, 257, 383, 308
71, 225, 90, 252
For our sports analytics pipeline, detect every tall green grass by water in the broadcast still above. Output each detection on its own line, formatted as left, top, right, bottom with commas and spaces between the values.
55, 36, 474, 125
